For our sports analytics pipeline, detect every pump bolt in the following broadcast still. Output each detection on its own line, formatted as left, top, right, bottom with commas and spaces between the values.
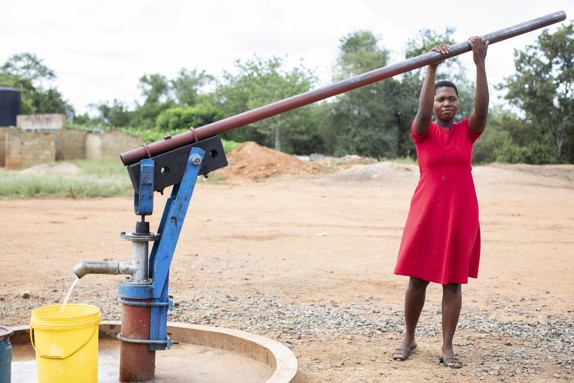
191, 155, 202, 165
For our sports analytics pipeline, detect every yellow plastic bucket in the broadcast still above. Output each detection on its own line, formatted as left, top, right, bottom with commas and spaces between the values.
30, 304, 102, 383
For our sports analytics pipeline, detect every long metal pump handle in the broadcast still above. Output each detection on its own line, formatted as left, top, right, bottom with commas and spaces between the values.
120, 10, 566, 166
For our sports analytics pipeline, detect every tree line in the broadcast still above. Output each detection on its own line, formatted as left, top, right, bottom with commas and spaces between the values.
1, 22, 573, 164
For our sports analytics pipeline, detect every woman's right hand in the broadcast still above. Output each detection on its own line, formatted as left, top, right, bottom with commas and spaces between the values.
430, 43, 450, 66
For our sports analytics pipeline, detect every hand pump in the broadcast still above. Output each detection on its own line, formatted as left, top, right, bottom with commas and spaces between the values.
73, 11, 566, 382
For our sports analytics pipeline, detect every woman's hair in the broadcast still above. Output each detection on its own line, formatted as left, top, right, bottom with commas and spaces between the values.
435, 80, 458, 96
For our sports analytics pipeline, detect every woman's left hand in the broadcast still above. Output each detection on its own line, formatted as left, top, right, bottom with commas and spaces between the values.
469, 36, 488, 64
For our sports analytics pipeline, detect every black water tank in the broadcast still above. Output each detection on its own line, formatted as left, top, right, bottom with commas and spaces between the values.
0, 86, 21, 127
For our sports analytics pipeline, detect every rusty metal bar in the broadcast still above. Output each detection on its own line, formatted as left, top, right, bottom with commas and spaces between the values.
120, 10, 566, 166
119, 299, 156, 382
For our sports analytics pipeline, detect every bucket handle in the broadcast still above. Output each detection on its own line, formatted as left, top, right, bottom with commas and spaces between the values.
30, 326, 98, 359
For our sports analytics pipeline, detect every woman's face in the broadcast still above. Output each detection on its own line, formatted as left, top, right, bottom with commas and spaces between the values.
433, 86, 459, 122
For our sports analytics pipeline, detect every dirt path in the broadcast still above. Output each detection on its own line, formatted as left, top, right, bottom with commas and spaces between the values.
1, 151, 573, 382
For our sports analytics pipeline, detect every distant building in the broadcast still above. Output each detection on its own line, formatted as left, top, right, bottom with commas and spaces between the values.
0, 112, 141, 169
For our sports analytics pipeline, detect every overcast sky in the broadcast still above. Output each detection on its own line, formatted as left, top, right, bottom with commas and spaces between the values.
0, 0, 571, 114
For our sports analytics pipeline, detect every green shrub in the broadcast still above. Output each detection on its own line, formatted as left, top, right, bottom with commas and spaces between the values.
156, 104, 223, 133
494, 142, 558, 164
473, 129, 513, 164
521, 142, 559, 164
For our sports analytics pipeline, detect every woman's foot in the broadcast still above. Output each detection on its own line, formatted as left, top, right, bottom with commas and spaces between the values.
392, 343, 417, 361
441, 344, 461, 368
439, 356, 463, 368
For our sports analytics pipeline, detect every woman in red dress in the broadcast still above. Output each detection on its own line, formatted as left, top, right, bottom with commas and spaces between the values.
392, 36, 489, 368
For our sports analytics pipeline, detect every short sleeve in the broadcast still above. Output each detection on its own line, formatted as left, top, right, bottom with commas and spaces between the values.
411, 121, 428, 143
464, 118, 482, 143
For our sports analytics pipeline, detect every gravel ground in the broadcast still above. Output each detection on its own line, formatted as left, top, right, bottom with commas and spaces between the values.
4, 283, 573, 382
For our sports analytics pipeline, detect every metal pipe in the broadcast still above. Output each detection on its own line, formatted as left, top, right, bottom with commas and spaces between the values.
130, 242, 149, 283
120, 11, 566, 166
119, 229, 160, 283
119, 300, 155, 382
73, 260, 137, 279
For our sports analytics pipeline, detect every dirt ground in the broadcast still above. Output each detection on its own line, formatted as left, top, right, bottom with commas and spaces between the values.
1, 142, 573, 382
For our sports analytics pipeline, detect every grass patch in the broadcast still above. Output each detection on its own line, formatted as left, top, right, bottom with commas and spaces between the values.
0, 157, 228, 199
0, 173, 130, 198
68, 159, 127, 177
0, 160, 133, 199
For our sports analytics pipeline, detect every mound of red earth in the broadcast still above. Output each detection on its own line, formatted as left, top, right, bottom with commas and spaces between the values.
215, 141, 323, 181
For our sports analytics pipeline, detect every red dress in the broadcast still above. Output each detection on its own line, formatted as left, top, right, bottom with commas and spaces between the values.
394, 119, 481, 284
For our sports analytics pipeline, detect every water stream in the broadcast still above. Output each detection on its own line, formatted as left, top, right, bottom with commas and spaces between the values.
60, 277, 80, 314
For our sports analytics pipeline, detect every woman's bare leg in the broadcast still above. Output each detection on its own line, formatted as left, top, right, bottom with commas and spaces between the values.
393, 277, 429, 359
441, 283, 462, 367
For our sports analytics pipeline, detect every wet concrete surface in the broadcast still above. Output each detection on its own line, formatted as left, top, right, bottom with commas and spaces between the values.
12, 337, 273, 382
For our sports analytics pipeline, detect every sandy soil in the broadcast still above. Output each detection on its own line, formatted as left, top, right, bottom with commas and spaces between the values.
1, 143, 573, 382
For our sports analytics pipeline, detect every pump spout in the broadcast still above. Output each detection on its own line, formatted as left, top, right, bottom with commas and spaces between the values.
73, 260, 137, 279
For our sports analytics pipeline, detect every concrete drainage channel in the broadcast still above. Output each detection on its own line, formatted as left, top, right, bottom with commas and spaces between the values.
9, 321, 299, 383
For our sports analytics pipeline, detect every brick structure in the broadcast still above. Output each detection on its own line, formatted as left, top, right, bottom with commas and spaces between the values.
1, 128, 55, 168
0, 114, 142, 169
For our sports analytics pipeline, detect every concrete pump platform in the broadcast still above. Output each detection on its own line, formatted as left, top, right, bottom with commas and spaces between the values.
10, 321, 299, 382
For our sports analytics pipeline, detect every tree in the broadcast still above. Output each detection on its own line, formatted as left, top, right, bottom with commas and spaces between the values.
380, 78, 419, 158
85, 68, 219, 130
138, 73, 171, 104
333, 31, 390, 80
30, 88, 71, 116
1, 53, 55, 86
0, 52, 73, 116
214, 55, 321, 153
92, 99, 133, 128
132, 73, 175, 129
171, 69, 214, 106
329, 31, 396, 158
503, 21, 574, 162
156, 103, 223, 133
